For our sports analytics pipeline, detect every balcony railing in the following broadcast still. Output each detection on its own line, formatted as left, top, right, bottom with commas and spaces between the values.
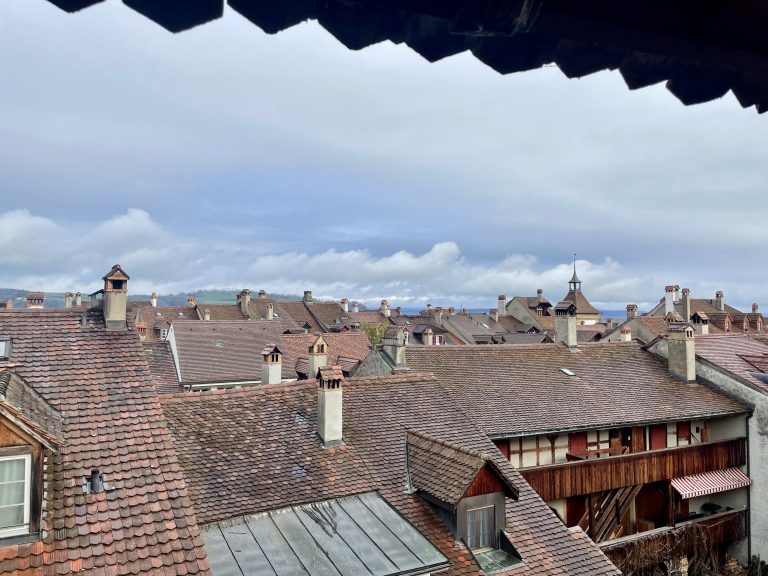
519, 437, 746, 501
600, 509, 747, 575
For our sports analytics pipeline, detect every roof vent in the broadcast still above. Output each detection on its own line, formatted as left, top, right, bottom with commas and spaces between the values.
560, 368, 576, 377
85, 469, 105, 494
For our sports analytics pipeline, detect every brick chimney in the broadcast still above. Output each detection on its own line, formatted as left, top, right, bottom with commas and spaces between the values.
261, 344, 283, 385
102, 264, 129, 331
317, 365, 343, 448
681, 288, 691, 320
307, 335, 328, 379
383, 326, 406, 367
257, 289, 267, 299
379, 300, 391, 318
626, 304, 638, 320
239, 289, 251, 315
64, 292, 74, 309
303, 290, 313, 304
554, 301, 577, 349
490, 308, 499, 322
186, 296, 197, 308
498, 295, 507, 316
715, 291, 725, 311
619, 327, 632, 342
351, 301, 360, 313
203, 308, 211, 321
340, 299, 349, 313
267, 302, 274, 321
667, 323, 696, 382
150, 292, 158, 307
75, 292, 82, 307
664, 285, 676, 315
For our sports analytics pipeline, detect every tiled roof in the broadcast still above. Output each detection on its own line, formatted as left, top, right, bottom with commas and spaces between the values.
0, 308, 208, 574
0, 370, 63, 447
406, 430, 518, 506
131, 304, 199, 340
160, 373, 618, 575
142, 341, 182, 395
561, 290, 601, 316
279, 301, 346, 333
694, 334, 768, 395
405, 342, 747, 437
197, 303, 249, 321
171, 319, 298, 384
279, 333, 371, 376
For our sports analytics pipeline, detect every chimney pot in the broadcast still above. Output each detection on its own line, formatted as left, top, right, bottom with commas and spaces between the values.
64, 292, 74, 309
753, 303, 759, 314
626, 304, 638, 320
203, 308, 211, 321
379, 300, 391, 318
498, 294, 507, 316
715, 291, 725, 311
75, 292, 82, 306
664, 285, 676, 315
257, 289, 266, 299
317, 365, 343, 447
303, 290, 313, 303
240, 289, 252, 315
340, 299, 349, 313
150, 292, 158, 307
186, 296, 197, 308
261, 344, 282, 385
681, 288, 691, 320
351, 301, 360, 313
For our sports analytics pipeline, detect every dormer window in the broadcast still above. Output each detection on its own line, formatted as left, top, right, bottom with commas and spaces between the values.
467, 505, 495, 550
0, 454, 31, 537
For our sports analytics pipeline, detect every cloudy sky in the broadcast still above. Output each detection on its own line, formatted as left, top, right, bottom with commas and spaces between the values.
0, 2, 766, 311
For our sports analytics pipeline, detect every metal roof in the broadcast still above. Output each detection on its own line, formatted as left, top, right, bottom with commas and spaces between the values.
202, 492, 449, 576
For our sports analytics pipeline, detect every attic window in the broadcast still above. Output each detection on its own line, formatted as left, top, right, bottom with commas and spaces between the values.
560, 368, 576, 377
0, 454, 31, 537
0, 339, 9, 360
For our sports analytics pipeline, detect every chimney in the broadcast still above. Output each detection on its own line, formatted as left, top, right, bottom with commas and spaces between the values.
395, 306, 402, 316
102, 264, 129, 331
239, 289, 251, 315
307, 335, 328, 379
351, 301, 360, 313
87, 469, 104, 494
64, 292, 74, 309
554, 301, 578, 349
317, 365, 343, 448
303, 290, 313, 304
753, 303, 759, 314
261, 344, 283, 385
681, 288, 691, 320
203, 308, 211, 321
448, 307, 456, 316
258, 289, 267, 299
75, 292, 82, 307
423, 328, 434, 346
383, 327, 406, 367
715, 291, 725, 311
490, 308, 499, 322
379, 300, 391, 318
664, 285, 676, 315
267, 302, 274, 321
186, 296, 197, 308
626, 304, 638, 320
667, 323, 696, 382
605, 317, 614, 330
340, 299, 349, 313
24, 292, 44, 309
537, 288, 544, 302
434, 307, 443, 326
498, 295, 507, 316
673, 286, 680, 303
619, 327, 632, 342
150, 292, 158, 307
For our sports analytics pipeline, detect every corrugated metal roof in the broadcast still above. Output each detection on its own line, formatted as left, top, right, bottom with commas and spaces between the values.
671, 467, 751, 499
202, 492, 449, 576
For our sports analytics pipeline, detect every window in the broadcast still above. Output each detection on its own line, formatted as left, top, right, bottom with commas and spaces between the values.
467, 506, 494, 550
0, 454, 31, 538
0, 339, 9, 360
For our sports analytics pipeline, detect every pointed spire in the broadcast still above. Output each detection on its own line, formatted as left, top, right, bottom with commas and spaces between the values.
569, 254, 581, 291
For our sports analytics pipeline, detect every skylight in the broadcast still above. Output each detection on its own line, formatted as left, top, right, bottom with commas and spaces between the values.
215, 341, 225, 348
560, 368, 576, 377
0, 339, 9, 359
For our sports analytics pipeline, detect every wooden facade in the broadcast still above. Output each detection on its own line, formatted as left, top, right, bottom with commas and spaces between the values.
464, 465, 507, 499
600, 509, 747, 574
520, 437, 746, 501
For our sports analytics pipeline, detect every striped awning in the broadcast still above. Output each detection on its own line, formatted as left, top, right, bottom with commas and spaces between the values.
671, 467, 751, 500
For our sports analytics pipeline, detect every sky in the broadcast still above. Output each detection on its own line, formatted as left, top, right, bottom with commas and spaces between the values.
0, 1, 766, 311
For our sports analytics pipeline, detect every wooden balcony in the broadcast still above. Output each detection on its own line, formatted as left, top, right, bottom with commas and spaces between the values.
600, 509, 747, 575
519, 437, 746, 501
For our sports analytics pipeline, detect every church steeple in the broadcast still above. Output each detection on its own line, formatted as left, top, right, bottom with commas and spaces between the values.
569, 254, 581, 292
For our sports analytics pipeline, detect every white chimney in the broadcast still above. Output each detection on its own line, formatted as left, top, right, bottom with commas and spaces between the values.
102, 264, 129, 331
150, 292, 158, 308
307, 335, 328, 379
554, 302, 577, 349
753, 303, 759, 314
619, 327, 632, 342
317, 365, 343, 448
626, 304, 638, 320
664, 285, 676, 315
434, 307, 443, 326
261, 344, 283, 385
186, 296, 197, 308
351, 301, 360, 313
715, 291, 725, 311
64, 292, 74, 309
75, 292, 82, 307
379, 300, 391, 318
258, 289, 267, 299
267, 302, 274, 321
383, 327, 406, 367
498, 295, 507, 316
490, 308, 499, 322
203, 308, 211, 321
668, 323, 696, 382
303, 290, 313, 304
423, 328, 433, 346
681, 288, 691, 320
240, 289, 251, 315
340, 299, 349, 313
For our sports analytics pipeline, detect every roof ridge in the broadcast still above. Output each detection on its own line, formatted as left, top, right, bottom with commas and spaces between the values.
407, 429, 490, 461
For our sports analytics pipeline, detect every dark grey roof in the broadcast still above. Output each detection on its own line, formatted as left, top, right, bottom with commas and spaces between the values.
202, 492, 449, 576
